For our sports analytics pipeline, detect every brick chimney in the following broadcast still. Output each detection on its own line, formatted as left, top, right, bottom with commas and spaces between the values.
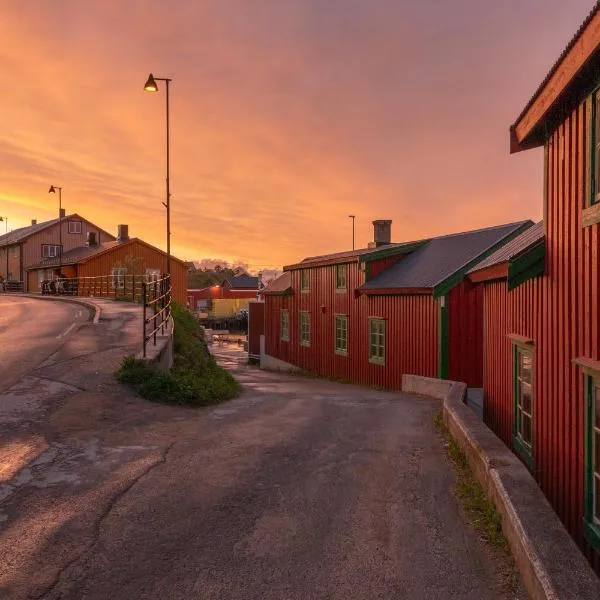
117, 224, 129, 242
59, 208, 66, 219
31, 219, 37, 226
373, 220, 392, 247
87, 231, 97, 246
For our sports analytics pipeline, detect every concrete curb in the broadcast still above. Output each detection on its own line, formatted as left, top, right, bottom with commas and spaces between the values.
402, 374, 600, 600
5, 292, 101, 324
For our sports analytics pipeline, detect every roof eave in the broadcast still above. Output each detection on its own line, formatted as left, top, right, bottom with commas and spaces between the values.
359, 287, 433, 296
468, 262, 509, 284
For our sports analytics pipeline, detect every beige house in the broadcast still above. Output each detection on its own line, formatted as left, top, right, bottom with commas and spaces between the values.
0, 210, 115, 291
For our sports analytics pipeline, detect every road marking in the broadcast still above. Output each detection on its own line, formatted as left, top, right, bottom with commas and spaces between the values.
57, 322, 77, 339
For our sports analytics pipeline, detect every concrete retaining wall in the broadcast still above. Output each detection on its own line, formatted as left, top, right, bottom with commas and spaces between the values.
402, 374, 600, 600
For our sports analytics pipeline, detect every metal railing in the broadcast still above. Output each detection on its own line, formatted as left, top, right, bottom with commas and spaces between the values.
0, 280, 24, 292
40, 274, 147, 302
143, 275, 172, 357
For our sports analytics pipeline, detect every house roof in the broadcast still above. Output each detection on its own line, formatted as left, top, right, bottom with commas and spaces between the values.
468, 221, 544, 274
226, 274, 259, 289
0, 214, 115, 248
262, 271, 292, 295
26, 237, 187, 270
361, 221, 532, 293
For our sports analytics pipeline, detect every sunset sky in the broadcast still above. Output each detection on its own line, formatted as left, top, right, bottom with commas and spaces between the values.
0, 1, 593, 270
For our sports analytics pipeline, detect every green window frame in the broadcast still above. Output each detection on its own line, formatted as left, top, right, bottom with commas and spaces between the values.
300, 269, 310, 293
584, 376, 600, 552
300, 311, 310, 347
334, 315, 348, 356
368, 318, 385, 365
591, 91, 600, 206
335, 264, 347, 291
280, 309, 289, 342
513, 345, 534, 467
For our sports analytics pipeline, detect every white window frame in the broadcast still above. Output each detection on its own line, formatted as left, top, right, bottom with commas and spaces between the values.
300, 311, 310, 347
68, 220, 82, 234
145, 268, 161, 282
280, 309, 290, 342
42, 244, 60, 259
368, 318, 385, 365
335, 264, 347, 291
335, 315, 348, 356
112, 267, 126, 290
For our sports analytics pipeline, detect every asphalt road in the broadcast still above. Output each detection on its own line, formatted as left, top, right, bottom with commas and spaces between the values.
0, 336, 523, 599
0, 296, 90, 392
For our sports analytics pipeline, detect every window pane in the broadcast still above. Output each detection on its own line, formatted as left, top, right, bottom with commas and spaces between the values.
521, 385, 532, 413
595, 385, 600, 428
522, 415, 532, 444
595, 476, 600, 522
595, 431, 600, 476
520, 353, 532, 384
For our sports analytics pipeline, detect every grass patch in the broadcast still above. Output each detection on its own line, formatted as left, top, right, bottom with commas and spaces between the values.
117, 303, 240, 406
434, 410, 508, 552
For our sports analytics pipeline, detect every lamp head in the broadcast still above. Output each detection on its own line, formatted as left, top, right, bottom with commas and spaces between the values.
144, 73, 158, 92
48, 185, 56, 194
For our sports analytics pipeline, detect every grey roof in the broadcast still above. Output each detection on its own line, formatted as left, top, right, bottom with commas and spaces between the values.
0, 217, 62, 247
226, 274, 259, 289
362, 221, 533, 290
27, 241, 124, 269
262, 271, 291, 295
468, 221, 544, 274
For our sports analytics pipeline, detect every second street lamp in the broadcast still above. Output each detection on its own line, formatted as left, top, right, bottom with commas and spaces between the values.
48, 185, 63, 273
144, 72, 173, 276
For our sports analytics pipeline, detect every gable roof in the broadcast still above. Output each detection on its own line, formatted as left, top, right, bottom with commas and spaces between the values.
511, 2, 600, 151
0, 214, 116, 248
225, 274, 259, 289
262, 271, 292, 295
361, 221, 532, 295
26, 237, 186, 270
468, 221, 544, 274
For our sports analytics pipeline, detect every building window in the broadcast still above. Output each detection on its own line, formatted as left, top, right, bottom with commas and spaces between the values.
42, 244, 61, 259
335, 264, 347, 291
300, 311, 310, 346
112, 267, 126, 290
591, 92, 600, 206
585, 376, 600, 552
335, 315, 348, 356
300, 269, 310, 292
280, 309, 290, 342
68, 221, 82, 234
145, 268, 161, 282
369, 318, 385, 365
513, 347, 533, 466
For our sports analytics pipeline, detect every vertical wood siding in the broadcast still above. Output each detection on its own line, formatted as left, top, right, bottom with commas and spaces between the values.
264, 262, 438, 390
248, 301, 265, 358
483, 98, 599, 568
448, 279, 484, 387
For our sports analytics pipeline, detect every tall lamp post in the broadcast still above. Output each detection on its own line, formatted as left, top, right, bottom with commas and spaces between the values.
144, 72, 173, 276
348, 214, 356, 250
0, 216, 8, 280
48, 186, 63, 273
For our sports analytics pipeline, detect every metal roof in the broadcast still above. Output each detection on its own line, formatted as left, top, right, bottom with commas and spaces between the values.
27, 241, 123, 269
226, 274, 259, 289
513, 2, 600, 129
362, 221, 532, 290
468, 221, 544, 274
262, 271, 291, 295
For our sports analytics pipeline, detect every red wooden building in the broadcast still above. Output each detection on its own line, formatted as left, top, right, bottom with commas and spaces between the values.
262, 219, 531, 391
467, 3, 600, 567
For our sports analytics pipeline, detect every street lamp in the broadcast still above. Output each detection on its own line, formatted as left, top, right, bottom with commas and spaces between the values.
348, 215, 356, 250
0, 216, 7, 280
144, 72, 173, 276
48, 186, 63, 273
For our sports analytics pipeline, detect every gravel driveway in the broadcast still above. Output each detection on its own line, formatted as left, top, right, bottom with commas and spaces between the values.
1, 342, 521, 599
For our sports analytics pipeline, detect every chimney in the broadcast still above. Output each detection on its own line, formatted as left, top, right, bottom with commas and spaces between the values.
372, 220, 392, 247
31, 219, 37, 226
87, 231, 97, 246
59, 208, 66, 219
117, 224, 129, 242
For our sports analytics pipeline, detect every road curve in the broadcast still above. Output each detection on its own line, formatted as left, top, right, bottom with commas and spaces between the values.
0, 296, 91, 392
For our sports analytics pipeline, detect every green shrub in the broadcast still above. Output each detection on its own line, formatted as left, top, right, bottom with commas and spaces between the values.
116, 303, 240, 406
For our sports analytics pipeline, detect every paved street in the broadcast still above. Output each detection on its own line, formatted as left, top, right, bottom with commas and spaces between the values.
0, 307, 522, 600
0, 296, 91, 392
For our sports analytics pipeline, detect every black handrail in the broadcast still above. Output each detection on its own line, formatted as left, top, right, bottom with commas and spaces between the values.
142, 275, 172, 357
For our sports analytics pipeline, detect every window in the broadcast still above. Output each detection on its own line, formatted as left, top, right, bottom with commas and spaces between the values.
300, 269, 310, 292
42, 244, 61, 259
513, 347, 533, 466
335, 315, 348, 356
335, 264, 347, 291
300, 311, 310, 346
585, 376, 600, 552
145, 268, 161, 282
591, 92, 600, 206
280, 309, 290, 342
112, 267, 126, 290
369, 318, 385, 365
68, 221, 82, 234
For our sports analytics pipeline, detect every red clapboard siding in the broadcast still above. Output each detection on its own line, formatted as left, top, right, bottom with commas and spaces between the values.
483, 98, 599, 570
